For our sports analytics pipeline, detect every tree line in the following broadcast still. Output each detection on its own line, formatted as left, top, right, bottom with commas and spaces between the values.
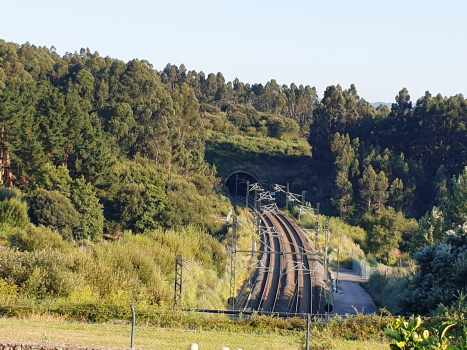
0, 41, 228, 242
162, 62, 467, 260
1, 40, 466, 313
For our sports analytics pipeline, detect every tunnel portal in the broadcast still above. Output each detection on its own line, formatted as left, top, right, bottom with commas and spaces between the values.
224, 171, 261, 197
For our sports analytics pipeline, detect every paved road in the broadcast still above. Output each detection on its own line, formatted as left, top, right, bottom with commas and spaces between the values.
331, 268, 377, 315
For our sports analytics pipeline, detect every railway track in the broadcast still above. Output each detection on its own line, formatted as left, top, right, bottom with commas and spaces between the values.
232, 193, 326, 315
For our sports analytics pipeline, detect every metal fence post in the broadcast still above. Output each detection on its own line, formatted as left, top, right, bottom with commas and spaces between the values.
130, 305, 136, 348
174, 255, 184, 307
306, 313, 311, 350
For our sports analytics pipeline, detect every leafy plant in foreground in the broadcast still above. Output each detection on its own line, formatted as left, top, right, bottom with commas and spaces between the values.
385, 315, 467, 349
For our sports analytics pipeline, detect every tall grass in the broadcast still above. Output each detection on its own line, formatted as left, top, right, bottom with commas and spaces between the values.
366, 270, 411, 314
293, 210, 367, 267
0, 222, 234, 309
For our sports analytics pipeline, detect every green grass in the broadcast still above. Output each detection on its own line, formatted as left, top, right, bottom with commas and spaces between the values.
0, 316, 389, 350
0, 316, 299, 350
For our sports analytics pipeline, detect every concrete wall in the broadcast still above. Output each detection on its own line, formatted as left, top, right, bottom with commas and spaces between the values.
0, 341, 145, 350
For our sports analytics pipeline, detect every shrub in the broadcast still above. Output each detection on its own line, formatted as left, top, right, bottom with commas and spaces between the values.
385, 316, 467, 349
0, 196, 29, 231
328, 312, 391, 342
114, 182, 166, 233
9, 225, 68, 252
0, 278, 18, 304
28, 189, 79, 240
0, 249, 76, 297
0, 187, 22, 201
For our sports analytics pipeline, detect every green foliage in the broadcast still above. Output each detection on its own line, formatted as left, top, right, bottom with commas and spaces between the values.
0, 278, 18, 304
71, 177, 104, 241
265, 115, 285, 138
0, 226, 227, 308
328, 216, 367, 252
398, 237, 467, 315
0, 196, 29, 233
28, 189, 79, 240
331, 133, 359, 222
9, 225, 68, 252
0, 187, 22, 201
436, 293, 467, 323
401, 167, 467, 315
34, 163, 72, 197
385, 316, 467, 350
362, 208, 418, 258
327, 312, 391, 342
294, 211, 367, 261
114, 182, 166, 233
0, 248, 76, 297
385, 316, 430, 349
412, 168, 467, 251
161, 177, 222, 233
5, 39, 467, 316
367, 271, 409, 314
411, 207, 445, 250
206, 130, 311, 157
226, 104, 260, 131
444, 168, 467, 232
0, 224, 228, 308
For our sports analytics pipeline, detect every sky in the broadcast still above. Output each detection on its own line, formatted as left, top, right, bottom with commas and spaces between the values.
1, 0, 466, 103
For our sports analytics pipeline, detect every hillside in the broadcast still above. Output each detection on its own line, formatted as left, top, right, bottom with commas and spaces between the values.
1, 39, 467, 313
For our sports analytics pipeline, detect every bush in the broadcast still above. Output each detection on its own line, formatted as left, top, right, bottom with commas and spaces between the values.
398, 237, 467, 315
385, 315, 467, 349
327, 312, 391, 342
9, 225, 68, 252
0, 196, 29, 235
0, 248, 76, 297
0, 278, 18, 304
28, 189, 79, 240
114, 182, 166, 233
34, 163, 73, 197
0, 187, 21, 201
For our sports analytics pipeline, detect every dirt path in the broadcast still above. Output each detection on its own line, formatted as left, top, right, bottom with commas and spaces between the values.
332, 268, 377, 315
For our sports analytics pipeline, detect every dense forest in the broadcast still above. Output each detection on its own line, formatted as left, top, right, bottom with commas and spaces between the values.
160, 63, 467, 262
160, 63, 467, 220
0, 40, 466, 313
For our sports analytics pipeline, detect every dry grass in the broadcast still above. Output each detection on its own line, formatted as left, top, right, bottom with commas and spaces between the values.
0, 316, 389, 350
333, 340, 388, 350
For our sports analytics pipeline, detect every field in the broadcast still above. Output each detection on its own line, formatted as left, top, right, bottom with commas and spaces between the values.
0, 316, 389, 350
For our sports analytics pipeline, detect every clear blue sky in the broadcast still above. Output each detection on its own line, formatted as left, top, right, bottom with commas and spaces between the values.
1, 0, 466, 103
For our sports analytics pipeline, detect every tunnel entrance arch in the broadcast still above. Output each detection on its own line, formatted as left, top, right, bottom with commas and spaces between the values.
225, 171, 261, 197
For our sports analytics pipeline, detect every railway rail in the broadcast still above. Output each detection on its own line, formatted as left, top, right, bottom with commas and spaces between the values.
232, 193, 326, 315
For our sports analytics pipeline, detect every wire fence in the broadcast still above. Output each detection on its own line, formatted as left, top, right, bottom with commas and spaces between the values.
1, 303, 460, 350
352, 258, 415, 280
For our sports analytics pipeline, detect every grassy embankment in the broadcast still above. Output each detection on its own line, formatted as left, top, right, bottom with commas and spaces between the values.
204, 131, 336, 210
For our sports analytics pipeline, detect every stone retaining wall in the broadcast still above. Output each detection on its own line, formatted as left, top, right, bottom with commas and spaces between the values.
0, 341, 146, 350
